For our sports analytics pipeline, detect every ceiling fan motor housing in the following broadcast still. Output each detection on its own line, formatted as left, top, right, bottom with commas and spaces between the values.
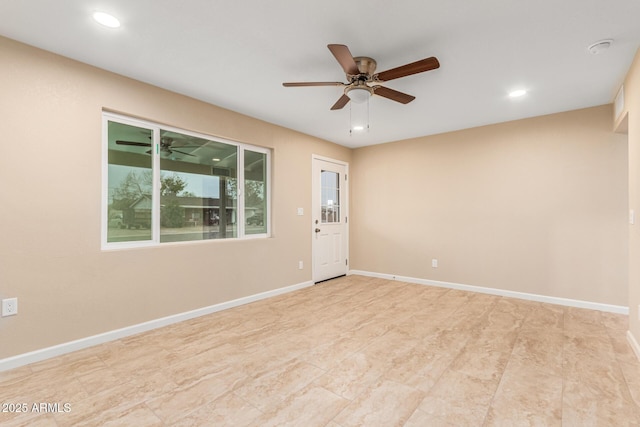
345, 57, 377, 102
351, 56, 377, 80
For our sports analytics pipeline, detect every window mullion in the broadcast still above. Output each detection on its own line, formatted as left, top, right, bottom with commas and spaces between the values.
266, 149, 271, 237
152, 127, 161, 244
237, 147, 246, 238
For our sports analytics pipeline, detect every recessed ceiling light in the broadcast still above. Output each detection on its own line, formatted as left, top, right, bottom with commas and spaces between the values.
93, 12, 121, 28
508, 89, 527, 98
212, 158, 221, 162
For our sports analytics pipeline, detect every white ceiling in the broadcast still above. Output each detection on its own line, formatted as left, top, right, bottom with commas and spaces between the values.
1, 1, 639, 148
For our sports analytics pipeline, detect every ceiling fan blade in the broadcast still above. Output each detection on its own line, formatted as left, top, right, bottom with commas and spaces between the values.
330, 94, 351, 110
328, 44, 359, 75
283, 82, 344, 87
170, 149, 197, 157
372, 86, 416, 104
116, 140, 151, 147
375, 57, 440, 82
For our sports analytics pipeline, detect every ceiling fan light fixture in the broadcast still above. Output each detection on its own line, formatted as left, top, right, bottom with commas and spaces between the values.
93, 11, 121, 28
346, 87, 372, 104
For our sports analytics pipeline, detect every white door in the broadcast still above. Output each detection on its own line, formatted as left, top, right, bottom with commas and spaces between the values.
312, 156, 349, 283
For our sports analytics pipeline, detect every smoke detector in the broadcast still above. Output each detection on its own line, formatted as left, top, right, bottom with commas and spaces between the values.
587, 39, 613, 55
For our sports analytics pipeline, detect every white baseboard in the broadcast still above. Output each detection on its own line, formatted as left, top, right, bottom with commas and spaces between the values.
0, 280, 314, 373
348, 270, 629, 315
628, 331, 640, 361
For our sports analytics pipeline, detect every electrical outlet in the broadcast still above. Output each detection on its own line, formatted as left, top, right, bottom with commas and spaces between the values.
432, 259, 438, 268
2, 298, 18, 317
298, 261, 304, 270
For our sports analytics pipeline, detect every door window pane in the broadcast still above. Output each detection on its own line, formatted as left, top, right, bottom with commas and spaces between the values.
245, 150, 267, 235
159, 129, 238, 242
321, 170, 340, 223
107, 121, 153, 242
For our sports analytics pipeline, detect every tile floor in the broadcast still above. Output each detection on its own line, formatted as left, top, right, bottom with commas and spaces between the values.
1, 275, 639, 426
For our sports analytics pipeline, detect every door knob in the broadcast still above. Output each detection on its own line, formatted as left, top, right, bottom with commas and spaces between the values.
315, 228, 321, 233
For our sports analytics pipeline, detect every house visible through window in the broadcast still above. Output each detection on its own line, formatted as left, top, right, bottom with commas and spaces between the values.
103, 113, 270, 248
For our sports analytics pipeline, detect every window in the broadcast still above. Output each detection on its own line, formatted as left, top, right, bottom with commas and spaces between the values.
106, 120, 154, 243
244, 150, 267, 235
103, 113, 270, 248
321, 170, 340, 223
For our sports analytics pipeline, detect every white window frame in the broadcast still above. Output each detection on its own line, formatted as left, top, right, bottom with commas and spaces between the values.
102, 112, 271, 250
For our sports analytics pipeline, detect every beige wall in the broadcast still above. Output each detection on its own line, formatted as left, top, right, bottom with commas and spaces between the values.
351, 105, 628, 306
623, 48, 640, 343
0, 36, 350, 359
0, 34, 633, 362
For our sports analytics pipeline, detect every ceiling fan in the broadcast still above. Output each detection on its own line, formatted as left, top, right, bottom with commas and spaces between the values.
283, 44, 440, 110
115, 138, 198, 157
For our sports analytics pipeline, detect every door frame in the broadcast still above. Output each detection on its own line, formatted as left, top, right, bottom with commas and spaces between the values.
311, 154, 350, 283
